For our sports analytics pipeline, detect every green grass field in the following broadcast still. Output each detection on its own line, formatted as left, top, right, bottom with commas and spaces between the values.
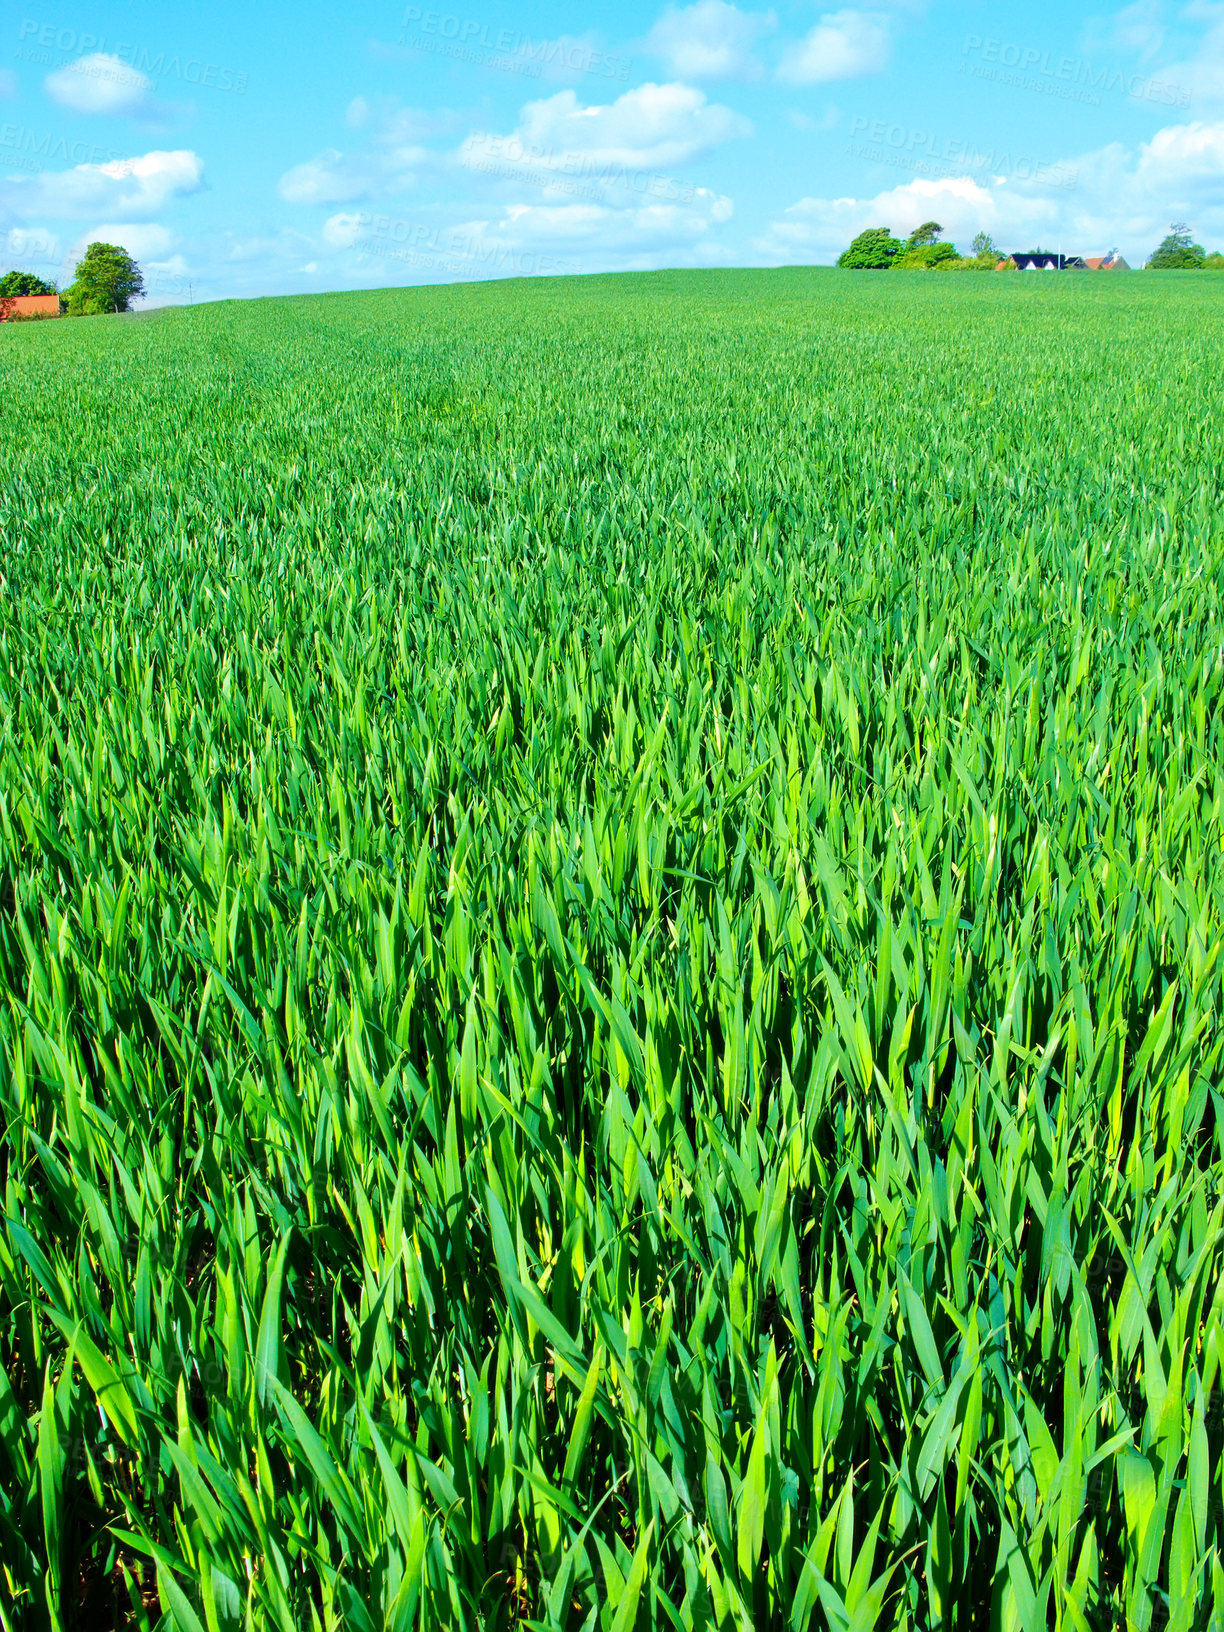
2, 267, 1223, 1631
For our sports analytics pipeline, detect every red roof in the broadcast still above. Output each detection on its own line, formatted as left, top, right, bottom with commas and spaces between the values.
0, 293, 61, 320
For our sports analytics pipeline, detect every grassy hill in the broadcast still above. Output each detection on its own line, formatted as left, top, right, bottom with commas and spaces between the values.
2, 268, 1223, 1630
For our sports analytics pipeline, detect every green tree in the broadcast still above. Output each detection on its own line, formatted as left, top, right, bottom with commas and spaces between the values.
1147, 222, 1206, 269
900, 242, 961, 269
0, 270, 57, 297
895, 241, 961, 270
837, 227, 905, 269
64, 242, 145, 315
892, 220, 961, 269
940, 231, 1002, 272
1205, 251, 1224, 271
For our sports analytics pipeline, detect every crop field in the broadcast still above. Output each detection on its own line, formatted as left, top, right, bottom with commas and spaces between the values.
1, 266, 1223, 1631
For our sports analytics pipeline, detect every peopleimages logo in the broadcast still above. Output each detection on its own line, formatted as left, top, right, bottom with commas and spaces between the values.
349, 215, 580, 273
400, 7, 630, 80
961, 35, 1191, 108
462, 134, 703, 205
351, 221, 581, 279
16, 20, 249, 93
1, 123, 127, 171
846, 117, 1079, 190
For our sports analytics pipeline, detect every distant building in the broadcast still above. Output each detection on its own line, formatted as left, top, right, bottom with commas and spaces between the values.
999, 249, 1132, 273
1009, 251, 1087, 271
0, 293, 61, 321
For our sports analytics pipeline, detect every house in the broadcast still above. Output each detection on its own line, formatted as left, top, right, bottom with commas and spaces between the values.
0, 293, 61, 321
1009, 251, 1087, 271
1085, 252, 1130, 271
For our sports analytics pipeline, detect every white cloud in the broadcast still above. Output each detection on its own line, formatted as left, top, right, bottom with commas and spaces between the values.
2, 149, 203, 219
345, 96, 457, 138
1153, 4, 1224, 107
461, 81, 752, 181
354, 190, 736, 279
320, 213, 361, 249
1123, 116, 1224, 185
222, 227, 318, 264
1087, 0, 1167, 60
1077, 2, 1224, 110
777, 10, 892, 85
44, 53, 166, 119
282, 85, 748, 218
279, 151, 376, 205
498, 203, 626, 240
74, 221, 177, 259
310, 184, 735, 291
278, 102, 438, 204
141, 253, 193, 303
1063, 120, 1224, 242
646, 0, 777, 80
323, 182, 733, 269
788, 106, 840, 131
499, 191, 734, 243
278, 144, 428, 204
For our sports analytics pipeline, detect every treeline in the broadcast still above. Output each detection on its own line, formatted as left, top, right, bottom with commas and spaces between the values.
837, 223, 1003, 270
839, 220, 1224, 271
0, 270, 57, 298
1148, 224, 1224, 268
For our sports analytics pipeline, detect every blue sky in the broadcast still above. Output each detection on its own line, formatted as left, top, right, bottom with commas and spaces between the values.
2, 0, 1222, 300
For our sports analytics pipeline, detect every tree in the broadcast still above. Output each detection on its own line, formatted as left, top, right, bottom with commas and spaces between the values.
896, 241, 961, 269
836, 227, 905, 269
1147, 222, 1206, 269
939, 231, 1001, 272
0, 270, 57, 297
1205, 252, 1224, 271
891, 220, 961, 269
64, 242, 145, 315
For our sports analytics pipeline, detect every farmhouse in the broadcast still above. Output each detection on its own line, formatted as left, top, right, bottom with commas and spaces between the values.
1000, 250, 1130, 272
0, 293, 61, 321
1006, 251, 1089, 271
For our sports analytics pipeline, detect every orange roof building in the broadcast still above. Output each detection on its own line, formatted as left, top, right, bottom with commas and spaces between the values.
0, 293, 61, 321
